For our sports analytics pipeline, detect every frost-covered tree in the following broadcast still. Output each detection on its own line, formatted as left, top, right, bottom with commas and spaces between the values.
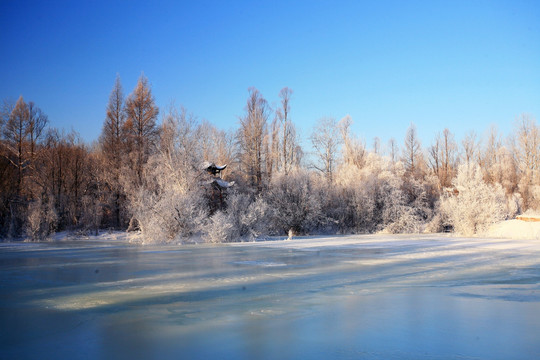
441, 162, 507, 235
310, 117, 342, 182
275, 87, 300, 174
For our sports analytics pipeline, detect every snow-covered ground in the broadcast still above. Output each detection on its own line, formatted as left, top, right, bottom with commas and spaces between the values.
1, 233, 540, 359
485, 218, 540, 239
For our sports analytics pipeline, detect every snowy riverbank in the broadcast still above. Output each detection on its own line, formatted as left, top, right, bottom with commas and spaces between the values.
40, 217, 540, 245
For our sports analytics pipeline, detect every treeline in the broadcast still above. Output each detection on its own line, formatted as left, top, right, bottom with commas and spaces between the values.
1, 74, 539, 242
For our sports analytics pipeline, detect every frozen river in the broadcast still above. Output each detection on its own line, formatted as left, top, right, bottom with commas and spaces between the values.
1, 234, 540, 359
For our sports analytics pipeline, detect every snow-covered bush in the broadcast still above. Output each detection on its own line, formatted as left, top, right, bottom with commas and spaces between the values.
25, 195, 58, 241
441, 162, 507, 235
126, 151, 208, 244
333, 153, 434, 234
205, 211, 234, 243
204, 192, 270, 242
132, 186, 207, 244
264, 169, 325, 235
332, 155, 382, 233
384, 175, 436, 233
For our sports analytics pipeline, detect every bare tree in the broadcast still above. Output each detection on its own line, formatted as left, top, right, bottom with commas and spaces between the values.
276, 87, 299, 174
428, 128, 457, 188
461, 131, 478, 164
26, 101, 48, 161
310, 117, 341, 182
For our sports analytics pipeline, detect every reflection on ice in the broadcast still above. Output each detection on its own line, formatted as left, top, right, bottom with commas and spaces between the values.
233, 260, 288, 267
1, 234, 540, 359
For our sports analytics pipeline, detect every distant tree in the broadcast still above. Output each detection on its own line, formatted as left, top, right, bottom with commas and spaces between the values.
124, 74, 159, 185
276, 87, 300, 174
2, 96, 31, 197
479, 125, 502, 184
1, 96, 48, 199
310, 117, 341, 182
39, 129, 92, 231
339, 115, 365, 168
26, 101, 48, 162
388, 137, 399, 172
402, 123, 423, 178
461, 131, 478, 164
237, 87, 270, 191
428, 128, 458, 189
372, 137, 380, 155
512, 114, 539, 177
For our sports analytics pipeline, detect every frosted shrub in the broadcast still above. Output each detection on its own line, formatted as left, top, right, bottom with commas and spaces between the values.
126, 153, 208, 244
331, 154, 430, 234
26, 195, 58, 241
377, 171, 423, 233
441, 162, 507, 235
130, 185, 207, 244
241, 196, 270, 240
205, 211, 234, 243
386, 176, 435, 233
265, 170, 325, 234
204, 193, 270, 242
333, 159, 382, 233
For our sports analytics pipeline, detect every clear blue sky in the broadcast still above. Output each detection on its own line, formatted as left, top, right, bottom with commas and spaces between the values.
1, 0, 539, 150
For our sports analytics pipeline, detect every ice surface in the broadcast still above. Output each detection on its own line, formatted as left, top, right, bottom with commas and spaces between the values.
1, 234, 540, 359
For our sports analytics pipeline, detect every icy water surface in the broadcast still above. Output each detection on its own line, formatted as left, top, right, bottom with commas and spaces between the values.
1, 234, 540, 359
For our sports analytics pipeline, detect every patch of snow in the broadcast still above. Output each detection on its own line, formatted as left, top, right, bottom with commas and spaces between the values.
485, 219, 540, 240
